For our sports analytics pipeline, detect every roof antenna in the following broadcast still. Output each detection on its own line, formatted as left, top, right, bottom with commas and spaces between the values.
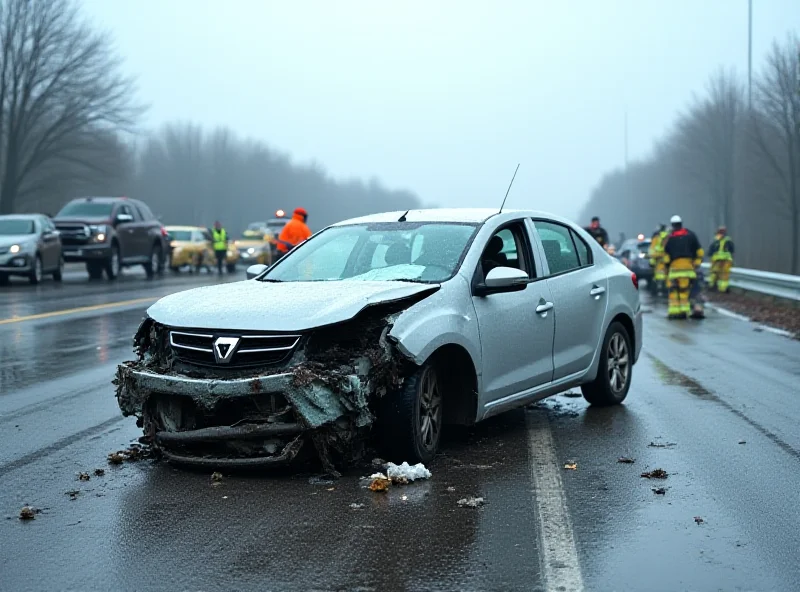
499, 163, 520, 213
397, 209, 410, 222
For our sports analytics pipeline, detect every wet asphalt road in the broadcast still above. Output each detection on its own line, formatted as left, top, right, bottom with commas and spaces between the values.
1, 274, 800, 592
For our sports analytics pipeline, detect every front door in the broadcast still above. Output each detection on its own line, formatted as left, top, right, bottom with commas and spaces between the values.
471, 221, 555, 404
532, 219, 608, 380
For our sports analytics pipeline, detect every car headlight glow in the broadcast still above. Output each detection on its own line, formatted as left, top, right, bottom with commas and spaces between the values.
10, 244, 21, 254
247, 247, 255, 254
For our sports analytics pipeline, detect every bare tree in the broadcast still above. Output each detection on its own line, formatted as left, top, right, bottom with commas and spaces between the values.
671, 69, 744, 236
0, 0, 142, 214
751, 33, 800, 274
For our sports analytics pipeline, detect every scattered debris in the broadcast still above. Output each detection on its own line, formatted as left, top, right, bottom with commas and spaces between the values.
107, 452, 125, 465
308, 475, 336, 486
617, 457, 635, 464
93, 468, 105, 477
652, 487, 667, 495
641, 469, 669, 479
19, 506, 38, 520
648, 441, 677, 448
562, 391, 582, 398
694, 516, 704, 525
457, 496, 485, 508
738, 440, 746, 445
211, 472, 223, 483
368, 475, 391, 492
65, 490, 80, 501
326, 487, 335, 491
386, 462, 432, 484
446, 486, 456, 492
371, 458, 387, 469
107, 443, 154, 465
401, 495, 408, 501
349, 503, 365, 510
78, 472, 90, 481
564, 462, 578, 470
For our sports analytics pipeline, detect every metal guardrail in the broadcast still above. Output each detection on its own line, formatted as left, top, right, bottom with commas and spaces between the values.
700, 263, 800, 302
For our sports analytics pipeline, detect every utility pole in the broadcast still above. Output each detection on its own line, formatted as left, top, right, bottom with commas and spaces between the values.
748, 0, 752, 108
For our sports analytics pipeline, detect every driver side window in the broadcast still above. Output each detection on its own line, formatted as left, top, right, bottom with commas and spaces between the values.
479, 223, 534, 279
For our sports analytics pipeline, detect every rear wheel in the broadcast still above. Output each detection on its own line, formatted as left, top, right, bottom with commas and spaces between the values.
378, 361, 443, 464
0, 273, 8, 286
581, 321, 632, 406
144, 244, 162, 279
28, 255, 43, 285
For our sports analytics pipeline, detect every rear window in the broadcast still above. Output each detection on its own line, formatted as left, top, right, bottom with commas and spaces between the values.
57, 201, 114, 217
168, 230, 192, 241
637, 242, 650, 253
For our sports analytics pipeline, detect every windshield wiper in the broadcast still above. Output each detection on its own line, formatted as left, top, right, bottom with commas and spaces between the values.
259, 278, 283, 282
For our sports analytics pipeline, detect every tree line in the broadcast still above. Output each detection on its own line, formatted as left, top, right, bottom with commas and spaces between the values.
580, 32, 800, 275
0, 0, 422, 234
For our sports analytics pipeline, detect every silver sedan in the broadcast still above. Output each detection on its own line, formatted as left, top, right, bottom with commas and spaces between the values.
116, 208, 642, 470
0, 214, 63, 285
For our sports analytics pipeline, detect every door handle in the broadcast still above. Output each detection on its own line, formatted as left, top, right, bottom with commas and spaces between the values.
590, 286, 606, 297
536, 302, 554, 314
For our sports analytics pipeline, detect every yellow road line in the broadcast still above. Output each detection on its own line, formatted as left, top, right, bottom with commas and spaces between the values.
0, 297, 157, 325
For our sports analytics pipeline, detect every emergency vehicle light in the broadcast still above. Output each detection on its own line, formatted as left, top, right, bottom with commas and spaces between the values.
637, 233, 645, 241
276, 209, 285, 217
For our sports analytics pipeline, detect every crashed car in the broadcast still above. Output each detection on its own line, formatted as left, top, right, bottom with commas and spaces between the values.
114, 208, 643, 472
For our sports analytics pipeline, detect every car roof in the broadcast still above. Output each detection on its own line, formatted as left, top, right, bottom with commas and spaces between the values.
67, 196, 127, 203
0, 214, 40, 220
331, 208, 570, 226
166, 225, 204, 231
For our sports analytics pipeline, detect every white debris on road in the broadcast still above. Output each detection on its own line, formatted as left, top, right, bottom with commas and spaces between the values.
386, 462, 432, 484
457, 496, 485, 508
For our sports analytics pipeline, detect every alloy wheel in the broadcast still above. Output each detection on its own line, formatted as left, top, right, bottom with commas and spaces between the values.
607, 332, 630, 394
418, 366, 443, 451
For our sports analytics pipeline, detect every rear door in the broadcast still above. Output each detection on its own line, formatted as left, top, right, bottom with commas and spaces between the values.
471, 220, 555, 403
531, 219, 608, 381
114, 203, 142, 261
40, 217, 60, 270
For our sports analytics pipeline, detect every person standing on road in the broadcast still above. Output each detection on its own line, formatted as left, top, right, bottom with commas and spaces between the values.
708, 226, 735, 293
276, 207, 312, 260
648, 224, 669, 296
211, 221, 228, 274
584, 216, 610, 249
663, 215, 704, 320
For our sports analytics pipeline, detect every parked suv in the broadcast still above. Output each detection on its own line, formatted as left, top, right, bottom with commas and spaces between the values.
54, 197, 169, 280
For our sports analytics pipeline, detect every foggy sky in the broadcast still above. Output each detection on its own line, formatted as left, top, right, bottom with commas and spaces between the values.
83, 0, 798, 221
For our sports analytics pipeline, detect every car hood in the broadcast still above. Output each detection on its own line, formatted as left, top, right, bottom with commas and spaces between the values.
234, 239, 268, 248
0, 234, 36, 247
147, 279, 439, 332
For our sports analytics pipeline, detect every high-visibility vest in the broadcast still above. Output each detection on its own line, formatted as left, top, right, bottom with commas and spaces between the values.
212, 228, 227, 251
712, 236, 732, 261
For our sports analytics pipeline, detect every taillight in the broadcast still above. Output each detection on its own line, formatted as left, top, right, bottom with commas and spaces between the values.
160, 226, 168, 237
631, 272, 639, 289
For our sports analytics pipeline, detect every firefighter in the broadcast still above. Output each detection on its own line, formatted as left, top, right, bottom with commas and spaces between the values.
662, 215, 704, 320
276, 207, 312, 259
708, 226, 735, 292
584, 216, 610, 248
211, 220, 228, 274
648, 224, 669, 295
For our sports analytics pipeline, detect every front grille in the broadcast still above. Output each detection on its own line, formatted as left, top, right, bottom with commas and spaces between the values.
169, 330, 301, 368
56, 224, 91, 245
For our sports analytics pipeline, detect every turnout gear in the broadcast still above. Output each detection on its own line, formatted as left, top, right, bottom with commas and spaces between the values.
585, 217, 610, 248
648, 225, 669, 294
663, 218, 703, 320
708, 227, 734, 292
276, 208, 312, 255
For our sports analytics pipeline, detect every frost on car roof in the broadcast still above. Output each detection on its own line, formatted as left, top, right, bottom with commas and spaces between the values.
333, 208, 503, 226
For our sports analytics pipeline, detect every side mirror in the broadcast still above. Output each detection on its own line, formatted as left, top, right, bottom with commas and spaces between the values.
475, 266, 530, 296
246, 263, 268, 280
115, 213, 134, 225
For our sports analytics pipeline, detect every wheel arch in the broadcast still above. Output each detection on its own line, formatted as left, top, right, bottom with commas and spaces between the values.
426, 343, 479, 427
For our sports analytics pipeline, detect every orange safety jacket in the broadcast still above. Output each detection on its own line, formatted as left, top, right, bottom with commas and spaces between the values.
276, 214, 312, 253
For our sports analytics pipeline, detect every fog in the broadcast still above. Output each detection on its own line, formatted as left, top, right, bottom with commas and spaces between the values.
1, 1, 798, 267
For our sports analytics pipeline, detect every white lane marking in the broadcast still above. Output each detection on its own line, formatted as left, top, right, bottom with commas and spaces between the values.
706, 303, 796, 337
526, 409, 585, 592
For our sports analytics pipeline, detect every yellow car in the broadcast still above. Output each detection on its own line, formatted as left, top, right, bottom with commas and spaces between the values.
232, 229, 273, 268
166, 226, 215, 273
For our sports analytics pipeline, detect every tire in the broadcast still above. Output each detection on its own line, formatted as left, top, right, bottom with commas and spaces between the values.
29, 255, 43, 285
0, 273, 9, 286
170, 266, 180, 274
53, 256, 63, 282
378, 360, 443, 464
144, 244, 162, 279
226, 263, 236, 273
105, 243, 120, 280
87, 262, 104, 280
581, 321, 632, 406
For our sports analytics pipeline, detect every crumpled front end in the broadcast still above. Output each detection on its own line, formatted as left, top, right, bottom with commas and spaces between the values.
113, 302, 419, 473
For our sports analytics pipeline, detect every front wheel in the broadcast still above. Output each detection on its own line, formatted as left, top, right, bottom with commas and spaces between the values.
105, 244, 120, 280
378, 361, 443, 464
29, 255, 43, 285
581, 321, 632, 406
53, 256, 63, 281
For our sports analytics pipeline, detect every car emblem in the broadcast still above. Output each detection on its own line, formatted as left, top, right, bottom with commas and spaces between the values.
213, 336, 240, 364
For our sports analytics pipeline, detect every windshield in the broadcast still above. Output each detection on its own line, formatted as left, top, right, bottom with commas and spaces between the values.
0, 219, 35, 235
168, 230, 193, 241
246, 222, 267, 231
57, 201, 114, 217
262, 222, 478, 283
